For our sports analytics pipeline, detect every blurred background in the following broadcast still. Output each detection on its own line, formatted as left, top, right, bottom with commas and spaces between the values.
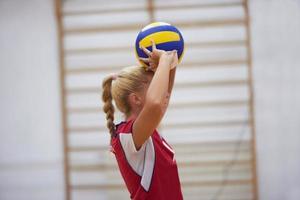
0, 0, 300, 200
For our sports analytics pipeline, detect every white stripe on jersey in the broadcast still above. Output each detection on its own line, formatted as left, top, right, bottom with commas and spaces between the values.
119, 133, 155, 191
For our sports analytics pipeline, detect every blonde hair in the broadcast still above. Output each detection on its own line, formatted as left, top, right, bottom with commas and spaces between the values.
102, 66, 153, 140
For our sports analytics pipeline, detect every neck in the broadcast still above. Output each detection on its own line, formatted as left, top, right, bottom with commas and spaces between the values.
126, 111, 139, 122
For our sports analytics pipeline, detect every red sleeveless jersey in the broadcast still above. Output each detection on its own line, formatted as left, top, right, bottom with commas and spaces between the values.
111, 120, 183, 200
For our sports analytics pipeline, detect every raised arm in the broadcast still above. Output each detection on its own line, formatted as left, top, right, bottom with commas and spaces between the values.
132, 43, 178, 150
168, 67, 176, 95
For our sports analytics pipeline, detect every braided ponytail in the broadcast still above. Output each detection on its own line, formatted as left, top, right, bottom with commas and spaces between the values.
102, 75, 116, 139
101, 66, 153, 143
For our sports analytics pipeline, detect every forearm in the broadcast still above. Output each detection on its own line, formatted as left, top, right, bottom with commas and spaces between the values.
146, 58, 170, 104
168, 67, 176, 94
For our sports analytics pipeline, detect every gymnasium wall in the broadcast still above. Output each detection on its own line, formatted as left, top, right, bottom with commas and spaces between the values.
0, 0, 64, 199
0, 0, 299, 200
250, 0, 300, 199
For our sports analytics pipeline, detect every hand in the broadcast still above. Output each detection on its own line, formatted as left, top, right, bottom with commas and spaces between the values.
139, 40, 167, 72
161, 50, 178, 70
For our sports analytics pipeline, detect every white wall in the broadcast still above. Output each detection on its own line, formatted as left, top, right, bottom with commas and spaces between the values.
250, 0, 300, 200
0, 0, 299, 200
0, 0, 64, 200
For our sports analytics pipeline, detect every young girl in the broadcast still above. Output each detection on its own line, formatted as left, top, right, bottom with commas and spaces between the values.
102, 41, 183, 200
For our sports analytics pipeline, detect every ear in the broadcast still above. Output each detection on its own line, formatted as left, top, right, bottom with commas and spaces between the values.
128, 93, 142, 106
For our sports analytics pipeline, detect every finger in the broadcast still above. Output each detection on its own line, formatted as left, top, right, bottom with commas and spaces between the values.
140, 46, 151, 57
150, 39, 156, 51
173, 50, 178, 58
139, 57, 150, 63
146, 65, 152, 72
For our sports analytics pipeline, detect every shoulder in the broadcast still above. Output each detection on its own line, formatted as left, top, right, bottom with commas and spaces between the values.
115, 120, 134, 135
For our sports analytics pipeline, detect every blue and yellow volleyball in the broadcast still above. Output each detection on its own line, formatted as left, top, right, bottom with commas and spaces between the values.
135, 22, 184, 67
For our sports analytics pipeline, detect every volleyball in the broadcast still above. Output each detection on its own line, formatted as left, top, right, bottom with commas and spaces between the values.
135, 22, 184, 67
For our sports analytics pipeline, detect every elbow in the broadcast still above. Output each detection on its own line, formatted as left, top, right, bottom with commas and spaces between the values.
145, 99, 164, 116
